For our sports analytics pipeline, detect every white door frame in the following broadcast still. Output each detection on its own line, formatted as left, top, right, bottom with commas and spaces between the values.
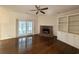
16, 19, 34, 37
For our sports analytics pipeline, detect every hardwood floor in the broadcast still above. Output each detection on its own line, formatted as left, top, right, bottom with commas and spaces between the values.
0, 35, 79, 54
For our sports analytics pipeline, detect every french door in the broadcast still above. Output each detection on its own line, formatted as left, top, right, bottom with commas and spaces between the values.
17, 20, 33, 37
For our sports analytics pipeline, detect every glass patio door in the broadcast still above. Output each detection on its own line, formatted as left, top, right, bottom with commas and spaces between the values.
17, 20, 32, 37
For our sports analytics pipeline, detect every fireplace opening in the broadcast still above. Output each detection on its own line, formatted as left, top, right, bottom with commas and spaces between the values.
40, 26, 53, 37
42, 29, 50, 34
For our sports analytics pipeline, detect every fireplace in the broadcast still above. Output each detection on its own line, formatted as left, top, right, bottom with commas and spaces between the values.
40, 26, 53, 37
42, 28, 50, 34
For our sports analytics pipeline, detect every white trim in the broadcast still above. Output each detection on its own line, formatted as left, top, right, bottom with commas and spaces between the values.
67, 13, 79, 17
67, 16, 69, 32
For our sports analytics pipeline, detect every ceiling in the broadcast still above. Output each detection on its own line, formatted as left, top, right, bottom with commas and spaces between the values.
2, 5, 79, 15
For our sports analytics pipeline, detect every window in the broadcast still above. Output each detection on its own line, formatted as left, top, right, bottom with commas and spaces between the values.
18, 20, 33, 36
26, 21, 32, 35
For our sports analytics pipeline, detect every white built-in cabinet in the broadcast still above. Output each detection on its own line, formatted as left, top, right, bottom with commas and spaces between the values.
57, 14, 79, 49
58, 14, 79, 34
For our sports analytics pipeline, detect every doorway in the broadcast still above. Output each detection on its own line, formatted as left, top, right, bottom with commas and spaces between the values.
17, 20, 33, 37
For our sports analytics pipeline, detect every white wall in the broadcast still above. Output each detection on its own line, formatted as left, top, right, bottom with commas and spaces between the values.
0, 6, 38, 40
38, 15, 57, 36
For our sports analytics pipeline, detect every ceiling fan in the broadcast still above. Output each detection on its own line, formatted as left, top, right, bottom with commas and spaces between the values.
31, 5, 48, 15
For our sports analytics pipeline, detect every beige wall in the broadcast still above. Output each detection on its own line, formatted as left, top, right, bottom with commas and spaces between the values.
0, 6, 38, 40
38, 15, 57, 36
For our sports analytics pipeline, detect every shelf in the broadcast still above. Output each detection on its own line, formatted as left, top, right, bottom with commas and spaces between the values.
69, 20, 79, 22
69, 21, 79, 22
69, 25, 79, 26
59, 22, 67, 24
59, 21, 67, 23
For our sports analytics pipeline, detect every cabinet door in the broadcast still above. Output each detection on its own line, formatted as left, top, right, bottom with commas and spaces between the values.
57, 31, 62, 40
57, 31, 67, 42
66, 33, 74, 46
73, 34, 79, 49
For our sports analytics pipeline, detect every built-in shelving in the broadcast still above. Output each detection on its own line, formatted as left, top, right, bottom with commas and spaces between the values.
58, 17, 68, 32
58, 14, 79, 35
68, 14, 79, 34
